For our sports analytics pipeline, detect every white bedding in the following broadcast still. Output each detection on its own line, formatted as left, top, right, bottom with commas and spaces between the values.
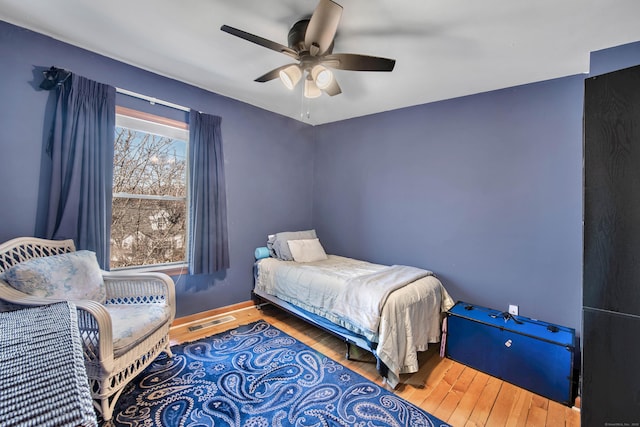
255, 255, 454, 387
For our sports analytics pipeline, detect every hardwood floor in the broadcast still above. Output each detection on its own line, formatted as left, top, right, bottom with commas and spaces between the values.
170, 303, 581, 427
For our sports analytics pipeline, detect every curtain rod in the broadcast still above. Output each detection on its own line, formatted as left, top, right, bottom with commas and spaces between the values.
116, 88, 190, 112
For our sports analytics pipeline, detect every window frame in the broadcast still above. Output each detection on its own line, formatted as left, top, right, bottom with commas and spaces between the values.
112, 106, 189, 276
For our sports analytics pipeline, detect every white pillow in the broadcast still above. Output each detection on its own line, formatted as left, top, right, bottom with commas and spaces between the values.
287, 238, 328, 262
2, 250, 106, 303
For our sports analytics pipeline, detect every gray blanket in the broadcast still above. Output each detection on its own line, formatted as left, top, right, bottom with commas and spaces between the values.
332, 265, 433, 336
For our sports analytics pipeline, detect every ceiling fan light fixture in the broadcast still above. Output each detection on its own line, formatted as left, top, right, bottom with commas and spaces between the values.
311, 65, 333, 90
279, 65, 302, 90
304, 77, 322, 98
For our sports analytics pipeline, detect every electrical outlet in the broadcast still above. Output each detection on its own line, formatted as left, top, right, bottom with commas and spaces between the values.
508, 304, 519, 316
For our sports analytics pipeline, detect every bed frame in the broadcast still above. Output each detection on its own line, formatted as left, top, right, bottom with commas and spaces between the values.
252, 289, 383, 367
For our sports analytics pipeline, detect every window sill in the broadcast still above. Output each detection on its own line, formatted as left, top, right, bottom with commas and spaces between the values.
111, 263, 188, 277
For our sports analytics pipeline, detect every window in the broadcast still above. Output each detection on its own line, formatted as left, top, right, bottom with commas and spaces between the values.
110, 107, 188, 270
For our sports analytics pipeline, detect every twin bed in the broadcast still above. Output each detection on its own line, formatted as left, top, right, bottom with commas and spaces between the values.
253, 230, 454, 387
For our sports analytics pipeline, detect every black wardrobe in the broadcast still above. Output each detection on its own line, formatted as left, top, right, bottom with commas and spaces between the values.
583, 64, 640, 425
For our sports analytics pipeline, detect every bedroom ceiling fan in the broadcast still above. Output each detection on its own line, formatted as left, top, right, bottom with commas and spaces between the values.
220, 0, 396, 98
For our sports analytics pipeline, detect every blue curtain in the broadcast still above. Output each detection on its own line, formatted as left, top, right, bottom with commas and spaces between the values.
188, 110, 230, 274
43, 75, 115, 268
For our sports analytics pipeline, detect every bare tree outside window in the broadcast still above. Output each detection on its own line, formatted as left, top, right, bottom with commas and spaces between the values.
111, 123, 188, 269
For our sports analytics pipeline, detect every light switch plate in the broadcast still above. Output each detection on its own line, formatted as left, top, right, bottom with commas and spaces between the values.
508, 304, 519, 316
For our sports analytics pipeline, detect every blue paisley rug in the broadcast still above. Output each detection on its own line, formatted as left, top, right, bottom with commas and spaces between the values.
109, 320, 450, 427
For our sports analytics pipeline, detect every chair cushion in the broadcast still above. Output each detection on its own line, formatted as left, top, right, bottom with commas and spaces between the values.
2, 250, 106, 303
105, 303, 171, 357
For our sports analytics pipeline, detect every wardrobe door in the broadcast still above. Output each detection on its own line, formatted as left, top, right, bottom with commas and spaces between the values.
583, 64, 640, 425
582, 308, 640, 426
584, 64, 640, 316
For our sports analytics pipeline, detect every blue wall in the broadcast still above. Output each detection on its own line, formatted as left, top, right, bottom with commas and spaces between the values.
0, 21, 315, 318
312, 78, 585, 330
590, 41, 640, 76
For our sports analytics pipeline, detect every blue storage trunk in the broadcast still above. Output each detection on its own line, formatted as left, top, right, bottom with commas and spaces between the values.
445, 301, 575, 405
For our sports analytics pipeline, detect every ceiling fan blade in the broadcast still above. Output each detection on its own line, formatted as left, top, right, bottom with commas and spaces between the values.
322, 53, 396, 72
221, 25, 299, 60
323, 78, 342, 96
254, 64, 298, 83
304, 0, 343, 56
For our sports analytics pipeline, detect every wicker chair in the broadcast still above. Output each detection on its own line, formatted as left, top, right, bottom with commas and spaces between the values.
0, 237, 176, 422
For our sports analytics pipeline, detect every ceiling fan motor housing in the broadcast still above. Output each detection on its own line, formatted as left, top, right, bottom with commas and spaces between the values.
288, 20, 308, 52
288, 19, 334, 56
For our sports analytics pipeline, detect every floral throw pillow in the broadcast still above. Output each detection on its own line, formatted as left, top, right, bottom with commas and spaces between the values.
2, 250, 106, 303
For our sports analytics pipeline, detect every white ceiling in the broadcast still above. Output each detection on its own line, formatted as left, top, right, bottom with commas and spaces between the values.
2, 0, 640, 125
